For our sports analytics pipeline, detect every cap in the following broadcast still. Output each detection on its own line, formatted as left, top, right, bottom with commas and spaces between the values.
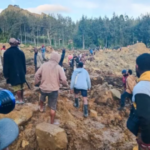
122, 70, 126, 74
9, 38, 18, 44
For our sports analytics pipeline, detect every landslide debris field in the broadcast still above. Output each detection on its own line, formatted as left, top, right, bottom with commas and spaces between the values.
0, 43, 149, 150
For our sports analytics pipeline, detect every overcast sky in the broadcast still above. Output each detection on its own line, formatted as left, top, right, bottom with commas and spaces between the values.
1, 0, 150, 21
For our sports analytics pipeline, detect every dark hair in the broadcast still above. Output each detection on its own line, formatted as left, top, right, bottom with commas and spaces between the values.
128, 69, 132, 75
78, 62, 83, 68
3, 45, 5, 48
136, 53, 150, 72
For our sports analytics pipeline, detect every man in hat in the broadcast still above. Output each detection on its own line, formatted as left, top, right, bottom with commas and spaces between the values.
3, 38, 26, 104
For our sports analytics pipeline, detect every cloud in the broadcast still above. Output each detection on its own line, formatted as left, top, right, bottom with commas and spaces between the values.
0, 9, 3, 13
131, 3, 150, 15
91, 0, 150, 18
26, 4, 70, 14
72, 0, 99, 9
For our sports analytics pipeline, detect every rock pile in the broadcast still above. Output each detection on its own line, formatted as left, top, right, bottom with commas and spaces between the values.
0, 42, 146, 150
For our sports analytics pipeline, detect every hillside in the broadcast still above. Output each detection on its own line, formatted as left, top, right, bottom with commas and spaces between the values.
0, 5, 42, 18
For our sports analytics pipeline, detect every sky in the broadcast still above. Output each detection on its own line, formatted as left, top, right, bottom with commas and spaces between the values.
0, 0, 150, 21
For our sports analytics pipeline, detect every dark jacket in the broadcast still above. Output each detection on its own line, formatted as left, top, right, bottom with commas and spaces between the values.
71, 56, 79, 68
59, 50, 65, 67
34, 52, 38, 66
3, 46, 26, 86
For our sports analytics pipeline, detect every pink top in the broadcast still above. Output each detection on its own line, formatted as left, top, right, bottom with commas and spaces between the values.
68, 55, 73, 63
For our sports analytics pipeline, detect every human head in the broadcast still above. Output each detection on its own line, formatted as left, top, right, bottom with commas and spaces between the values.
42, 45, 44, 48
3, 45, 5, 49
136, 53, 150, 77
34, 47, 38, 53
122, 70, 126, 75
62, 49, 65, 53
9, 38, 18, 46
128, 69, 132, 75
78, 62, 83, 68
50, 51, 61, 64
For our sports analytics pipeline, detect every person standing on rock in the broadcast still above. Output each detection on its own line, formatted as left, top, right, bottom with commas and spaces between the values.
59, 49, 66, 67
3, 38, 26, 104
122, 70, 128, 90
71, 54, 80, 71
41, 45, 46, 60
80, 54, 86, 66
68, 54, 73, 65
70, 62, 91, 117
35, 51, 68, 124
118, 69, 136, 111
1, 45, 6, 66
127, 53, 150, 150
34, 48, 43, 72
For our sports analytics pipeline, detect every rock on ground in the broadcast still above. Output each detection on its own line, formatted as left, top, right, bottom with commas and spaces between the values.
111, 89, 121, 99
0, 107, 33, 125
90, 109, 98, 118
36, 122, 68, 150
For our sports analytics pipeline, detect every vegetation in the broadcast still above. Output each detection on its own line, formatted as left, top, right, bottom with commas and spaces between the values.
0, 5, 150, 49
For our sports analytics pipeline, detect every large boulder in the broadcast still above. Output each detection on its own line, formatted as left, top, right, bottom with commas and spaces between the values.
110, 89, 121, 99
36, 122, 68, 150
90, 75, 104, 86
0, 107, 33, 125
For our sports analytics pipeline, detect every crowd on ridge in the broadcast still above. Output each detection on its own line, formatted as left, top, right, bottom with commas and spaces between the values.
0, 38, 150, 150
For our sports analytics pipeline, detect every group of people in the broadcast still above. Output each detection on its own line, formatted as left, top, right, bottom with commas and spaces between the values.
118, 69, 137, 110
68, 53, 87, 71
35, 51, 91, 124
1, 37, 150, 150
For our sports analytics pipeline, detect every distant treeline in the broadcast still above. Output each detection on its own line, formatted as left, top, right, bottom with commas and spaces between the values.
0, 6, 150, 49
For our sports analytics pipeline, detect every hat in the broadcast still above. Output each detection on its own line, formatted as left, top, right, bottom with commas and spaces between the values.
9, 38, 18, 44
122, 70, 126, 74
0, 118, 19, 150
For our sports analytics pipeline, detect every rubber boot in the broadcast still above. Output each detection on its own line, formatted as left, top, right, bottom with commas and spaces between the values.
83, 105, 88, 117
74, 98, 79, 108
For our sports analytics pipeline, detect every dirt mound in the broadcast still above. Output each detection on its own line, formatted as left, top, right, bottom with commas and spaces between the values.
85, 43, 150, 75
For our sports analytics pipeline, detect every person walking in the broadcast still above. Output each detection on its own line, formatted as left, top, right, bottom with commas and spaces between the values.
68, 54, 73, 65
35, 51, 68, 124
89, 49, 93, 55
122, 70, 128, 90
118, 69, 136, 110
3, 38, 26, 104
34, 48, 43, 72
1, 45, 6, 66
59, 49, 66, 67
41, 45, 46, 60
70, 54, 80, 71
70, 62, 91, 117
127, 53, 150, 150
